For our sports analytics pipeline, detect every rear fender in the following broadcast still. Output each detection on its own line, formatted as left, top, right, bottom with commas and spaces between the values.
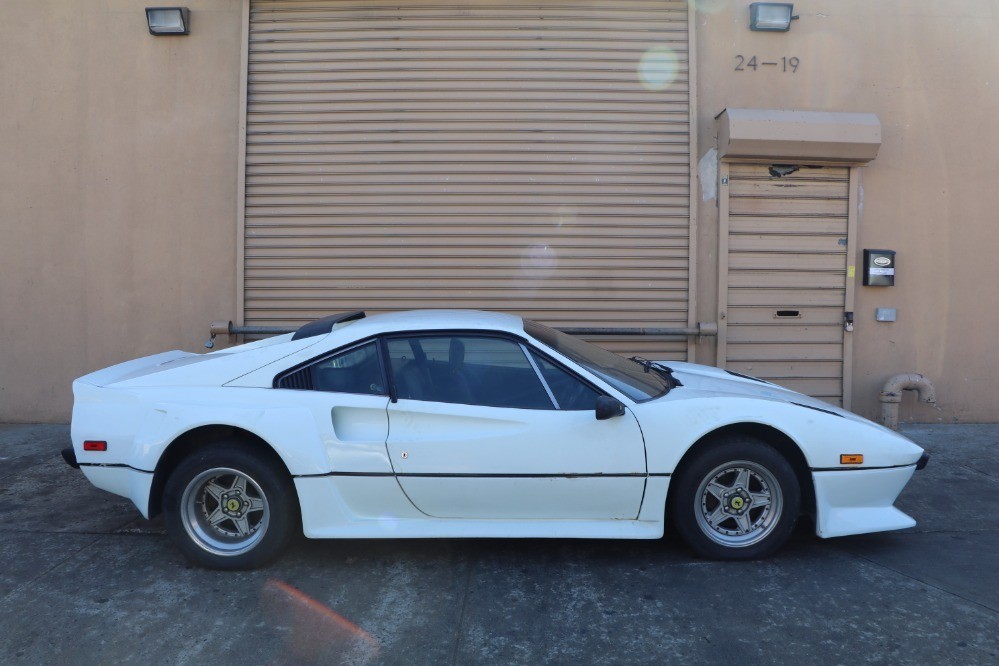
138, 401, 330, 475
72, 385, 331, 476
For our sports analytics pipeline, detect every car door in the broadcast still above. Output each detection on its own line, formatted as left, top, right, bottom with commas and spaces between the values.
383, 333, 647, 520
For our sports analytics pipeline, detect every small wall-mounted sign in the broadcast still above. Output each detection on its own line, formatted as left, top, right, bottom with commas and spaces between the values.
863, 249, 896, 286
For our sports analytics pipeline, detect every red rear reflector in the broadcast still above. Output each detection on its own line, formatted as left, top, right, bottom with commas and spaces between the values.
840, 454, 863, 465
83, 440, 108, 452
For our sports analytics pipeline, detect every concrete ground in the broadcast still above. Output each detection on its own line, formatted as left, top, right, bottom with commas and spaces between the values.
0, 423, 996, 665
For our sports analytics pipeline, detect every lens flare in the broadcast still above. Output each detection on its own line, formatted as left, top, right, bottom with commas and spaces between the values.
261, 579, 380, 663
638, 46, 680, 91
520, 244, 558, 280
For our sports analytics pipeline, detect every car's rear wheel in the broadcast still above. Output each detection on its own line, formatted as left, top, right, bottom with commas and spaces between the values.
671, 437, 800, 560
163, 442, 297, 570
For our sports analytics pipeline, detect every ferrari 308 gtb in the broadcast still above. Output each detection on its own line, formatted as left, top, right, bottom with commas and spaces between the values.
64, 310, 928, 569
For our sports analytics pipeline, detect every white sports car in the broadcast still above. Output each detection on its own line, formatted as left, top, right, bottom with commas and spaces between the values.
65, 310, 928, 569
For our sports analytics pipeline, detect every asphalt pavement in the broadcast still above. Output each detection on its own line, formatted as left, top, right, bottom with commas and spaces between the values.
0, 422, 996, 664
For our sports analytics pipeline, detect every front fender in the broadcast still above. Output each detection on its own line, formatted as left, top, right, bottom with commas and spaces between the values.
633, 395, 923, 473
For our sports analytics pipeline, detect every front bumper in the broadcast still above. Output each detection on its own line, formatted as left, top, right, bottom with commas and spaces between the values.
813, 465, 918, 538
916, 452, 930, 471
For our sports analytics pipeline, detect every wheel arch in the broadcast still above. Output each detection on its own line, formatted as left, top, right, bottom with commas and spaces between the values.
148, 425, 299, 519
666, 422, 815, 520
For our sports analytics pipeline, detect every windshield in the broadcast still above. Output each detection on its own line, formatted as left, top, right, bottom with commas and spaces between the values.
523, 320, 668, 402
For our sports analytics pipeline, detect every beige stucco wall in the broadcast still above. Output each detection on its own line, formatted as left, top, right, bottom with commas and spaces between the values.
693, 0, 999, 422
0, 0, 243, 422
2, 0, 997, 423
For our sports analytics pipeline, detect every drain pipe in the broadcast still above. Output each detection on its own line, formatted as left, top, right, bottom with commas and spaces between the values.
879, 373, 936, 430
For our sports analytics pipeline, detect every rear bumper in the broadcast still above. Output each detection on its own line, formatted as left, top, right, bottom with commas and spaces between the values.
61, 447, 80, 469
812, 465, 918, 538
79, 465, 154, 519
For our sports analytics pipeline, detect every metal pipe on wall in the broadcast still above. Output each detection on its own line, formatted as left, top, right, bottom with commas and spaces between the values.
206, 320, 719, 348
879, 373, 937, 430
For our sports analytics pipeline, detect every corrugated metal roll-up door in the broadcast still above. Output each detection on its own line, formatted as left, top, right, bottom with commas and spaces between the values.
244, 0, 691, 358
722, 164, 851, 406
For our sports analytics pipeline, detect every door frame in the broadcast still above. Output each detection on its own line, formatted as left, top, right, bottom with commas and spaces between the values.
715, 161, 861, 411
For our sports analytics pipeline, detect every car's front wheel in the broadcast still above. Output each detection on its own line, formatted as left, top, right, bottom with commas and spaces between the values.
163, 442, 298, 569
671, 437, 800, 560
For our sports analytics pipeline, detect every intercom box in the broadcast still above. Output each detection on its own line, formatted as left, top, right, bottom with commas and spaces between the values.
863, 249, 896, 287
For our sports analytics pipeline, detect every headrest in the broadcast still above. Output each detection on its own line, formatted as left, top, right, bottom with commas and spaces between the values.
449, 338, 465, 372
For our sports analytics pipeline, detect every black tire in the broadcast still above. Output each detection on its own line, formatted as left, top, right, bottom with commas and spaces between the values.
670, 437, 800, 561
162, 441, 298, 570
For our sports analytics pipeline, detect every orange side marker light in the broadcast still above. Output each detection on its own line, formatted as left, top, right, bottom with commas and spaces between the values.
840, 454, 863, 465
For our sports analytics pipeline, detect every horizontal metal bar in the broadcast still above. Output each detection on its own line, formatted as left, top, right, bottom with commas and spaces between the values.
224, 325, 297, 335
210, 319, 717, 340
558, 326, 704, 336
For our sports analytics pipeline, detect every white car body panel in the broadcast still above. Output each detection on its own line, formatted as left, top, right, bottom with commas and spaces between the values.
385, 399, 646, 519
812, 466, 918, 537
632, 393, 921, 473
80, 466, 154, 518
68, 309, 926, 544
294, 476, 665, 539
76, 333, 327, 390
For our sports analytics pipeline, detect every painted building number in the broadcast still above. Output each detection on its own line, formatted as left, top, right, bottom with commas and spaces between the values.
734, 56, 800, 72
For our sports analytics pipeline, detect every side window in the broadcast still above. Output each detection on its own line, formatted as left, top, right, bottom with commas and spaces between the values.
385, 335, 555, 409
278, 341, 386, 395
530, 350, 602, 410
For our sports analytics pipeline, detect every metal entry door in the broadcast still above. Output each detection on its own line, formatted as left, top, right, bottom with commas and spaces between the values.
717, 163, 857, 408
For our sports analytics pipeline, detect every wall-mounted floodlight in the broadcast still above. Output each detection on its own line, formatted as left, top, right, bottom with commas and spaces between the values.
749, 3, 798, 32
146, 7, 190, 35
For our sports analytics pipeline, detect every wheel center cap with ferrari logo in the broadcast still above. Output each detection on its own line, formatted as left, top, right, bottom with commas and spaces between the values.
724, 487, 751, 514
226, 498, 242, 513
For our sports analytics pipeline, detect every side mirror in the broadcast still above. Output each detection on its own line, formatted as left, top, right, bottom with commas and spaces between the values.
595, 395, 626, 420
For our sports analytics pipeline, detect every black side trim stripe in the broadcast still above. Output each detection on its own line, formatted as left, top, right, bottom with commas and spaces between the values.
79, 462, 154, 474
400, 472, 649, 479
296, 471, 670, 479
298, 471, 391, 478
82, 464, 672, 480
790, 401, 844, 418
811, 463, 918, 472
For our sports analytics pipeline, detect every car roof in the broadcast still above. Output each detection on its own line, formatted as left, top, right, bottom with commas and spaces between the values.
335, 309, 527, 339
